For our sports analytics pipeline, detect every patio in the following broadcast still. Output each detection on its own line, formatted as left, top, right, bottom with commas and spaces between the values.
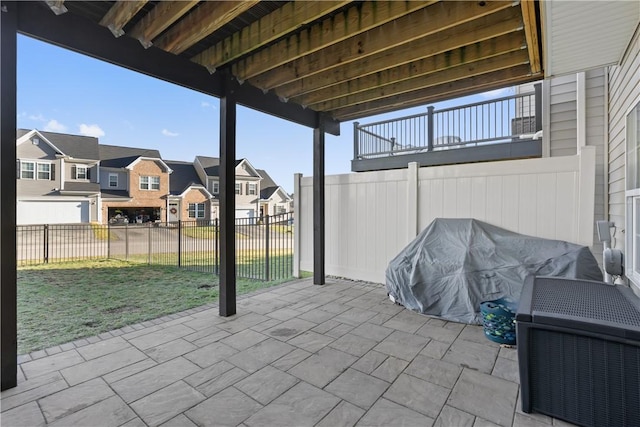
1, 278, 570, 427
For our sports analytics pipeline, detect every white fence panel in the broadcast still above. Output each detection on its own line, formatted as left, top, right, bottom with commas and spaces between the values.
298, 147, 596, 284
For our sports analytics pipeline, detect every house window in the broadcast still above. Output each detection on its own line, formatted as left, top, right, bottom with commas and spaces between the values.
235, 183, 242, 195
37, 163, 51, 180
75, 165, 87, 180
248, 183, 257, 195
109, 174, 118, 188
20, 161, 35, 179
275, 205, 286, 215
626, 100, 640, 285
140, 175, 160, 190
188, 203, 205, 219
212, 181, 219, 194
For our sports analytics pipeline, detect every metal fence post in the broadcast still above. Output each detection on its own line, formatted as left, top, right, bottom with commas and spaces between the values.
177, 220, 182, 267
534, 82, 542, 132
125, 223, 129, 260
43, 224, 49, 264
353, 121, 360, 159
265, 214, 270, 281
147, 222, 151, 265
427, 106, 435, 151
107, 222, 111, 259
214, 218, 219, 274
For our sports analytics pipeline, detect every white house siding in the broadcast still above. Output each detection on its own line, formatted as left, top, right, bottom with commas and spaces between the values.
548, 74, 578, 157
608, 27, 640, 259
299, 150, 596, 283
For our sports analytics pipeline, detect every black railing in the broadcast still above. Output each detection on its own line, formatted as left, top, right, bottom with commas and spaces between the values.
354, 83, 542, 160
17, 212, 294, 281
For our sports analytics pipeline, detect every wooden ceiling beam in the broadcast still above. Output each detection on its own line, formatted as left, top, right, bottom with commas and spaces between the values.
128, 1, 199, 48
44, 0, 67, 15
244, 1, 517, 91
99, 0, 148, 38
312, 49, 530, 111
154, 1, 260, 55
230, 1, 438, 82
331, 64, 535, 121
282, 8, 525, 105
191, 1, 351, 73
521, 0, 542, 74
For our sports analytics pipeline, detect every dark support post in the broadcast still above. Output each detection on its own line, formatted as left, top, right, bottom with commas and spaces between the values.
353, 122, 359, 160
264, 215, 270, 281
313, 115, 326, 285
534, 83, 542, 132
219, 69, 237, 316
43, 224, 49, 263
1, 0, 18, 391
427, 106, 435, 151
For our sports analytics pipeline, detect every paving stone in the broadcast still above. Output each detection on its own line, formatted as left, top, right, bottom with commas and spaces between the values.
39, 378, 114, 423
235, 366, 298, 405
183, 341, 238, 368
288, 347, 357, 388
98, 331, 114, 339
443, 339, 499, 374
20, 350, 84, 379
120, 418, 147, 427
182, 315, 229, 332
228, 338, 294, 373
366, 312, 395, 325
30, 350, 47, 360
217, 313, 271, 334
249, 318, 281, 333
128, 324, 195, 350
356, 398, 434, 427
434, 405, 475, 427
515, 392, 553, 425
0, 371, 64, 399
61, 346, 149, 386
245, 382, 340, 427
45, 346, 62, 356
405, 355, 462, 388
297, 309, 336, 324
329, 333, 378, 357
271, 348, 311, 371
121, 324, 163, 340
112, 357, 201, 403
145, 338, 198, 363
76, 336, 130, 360
0, 378, 68, 412
443, 321, 466, 333
220, 329, 269, 351
72, 338, 90, 347
0, 401, 46, 426
371, 356, 408, 383
492, 356, 520, 384
349, 323, 394, 342
513, 412, 554, 427
312, 319, 342, 334
316, 400, 365, 427
130, 381, 205, 427
474, 418, 502, 427
384, 373, 450, 419
351, 350, 388, 375
102, 358, 157, 384
373, 330, 428, 361
17, 354, 32, 364
334, 307, 378, 326
267, 307, 302, 321
326, 368, 390, 409
195, 367, 249, 397
382, 311, 429, 333
326, 323, 355, 338
319, 302, 351, 315
160, 414, 198, 427
448, 368, 518, 427
187, 387, 263, 426
499, 345, 519, 361
459, 325, 499, 346
415, 323, 461, 344
420, 340, 450, 360
48, 395, 136, 427
286, 330, 334, 352
264, 318, 317, 341
186, 329, 231, 347
184, 360, 235, 388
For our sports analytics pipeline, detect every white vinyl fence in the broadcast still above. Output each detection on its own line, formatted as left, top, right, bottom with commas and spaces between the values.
295, 147, 596, 284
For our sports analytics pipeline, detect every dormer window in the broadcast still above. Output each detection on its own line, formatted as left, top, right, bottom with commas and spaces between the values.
75, 165, 87, 180
32, 137, 39, 145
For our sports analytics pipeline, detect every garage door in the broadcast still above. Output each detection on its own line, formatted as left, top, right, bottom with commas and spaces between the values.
17, 200, 90, 225
235, 209, 255, 221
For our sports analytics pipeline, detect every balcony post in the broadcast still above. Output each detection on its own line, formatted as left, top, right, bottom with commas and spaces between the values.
534, 83, 542, 132
427, 106, 435, 151
353, 122, 360, 159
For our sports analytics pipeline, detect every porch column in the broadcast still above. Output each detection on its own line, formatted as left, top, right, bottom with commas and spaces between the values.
219, 69, 237, 317
1, 0, 18, 391
313, 115, 326, 285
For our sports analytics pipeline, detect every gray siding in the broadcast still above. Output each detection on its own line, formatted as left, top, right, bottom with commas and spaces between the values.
99, 169, 128, 190
17, 138, 58, 159
608, 28, 640, 253
549, 74, 578, 157
17, 141, 61, 197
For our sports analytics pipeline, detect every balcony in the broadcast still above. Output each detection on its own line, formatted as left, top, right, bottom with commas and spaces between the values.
352, 84, 542, 172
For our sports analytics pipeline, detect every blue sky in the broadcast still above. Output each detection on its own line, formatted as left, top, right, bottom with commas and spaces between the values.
17, 35, 513, 193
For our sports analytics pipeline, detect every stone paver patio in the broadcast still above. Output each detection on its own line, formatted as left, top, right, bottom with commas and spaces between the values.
1, 278, 574, 427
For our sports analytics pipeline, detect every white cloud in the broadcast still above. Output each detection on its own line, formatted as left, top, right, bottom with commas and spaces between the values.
201, 101, 216, 109
78, 124, 105, 137
162, 129, 179, 137
480, 87, 514, 99
28, 113, 46, 122
44, 119, 67, 132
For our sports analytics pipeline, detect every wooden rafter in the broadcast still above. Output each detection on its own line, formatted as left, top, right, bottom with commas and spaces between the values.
128, 1, 199, 48
312, 50, 529, 111
279, 7, 524, 103
154, 1, 260, 55
245, 0, 516, 91
229, 0, 439, 82
45, 0, 67, 15
191, 1, 351, 73
332, 64, 534, 121
99, 0, 148, 38
521, 0, 542, 74
296, 33, 527, 108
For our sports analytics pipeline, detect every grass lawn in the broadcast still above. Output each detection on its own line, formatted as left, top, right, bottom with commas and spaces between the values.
18, 259, 309, 354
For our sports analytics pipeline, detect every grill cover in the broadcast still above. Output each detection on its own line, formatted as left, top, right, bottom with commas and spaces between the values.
385, 218, 603, 324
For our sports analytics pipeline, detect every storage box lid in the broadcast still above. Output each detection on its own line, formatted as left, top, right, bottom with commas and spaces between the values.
516, 276, 640, 340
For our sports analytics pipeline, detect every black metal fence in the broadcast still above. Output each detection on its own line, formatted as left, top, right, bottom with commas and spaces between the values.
17, 212, 294, 281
